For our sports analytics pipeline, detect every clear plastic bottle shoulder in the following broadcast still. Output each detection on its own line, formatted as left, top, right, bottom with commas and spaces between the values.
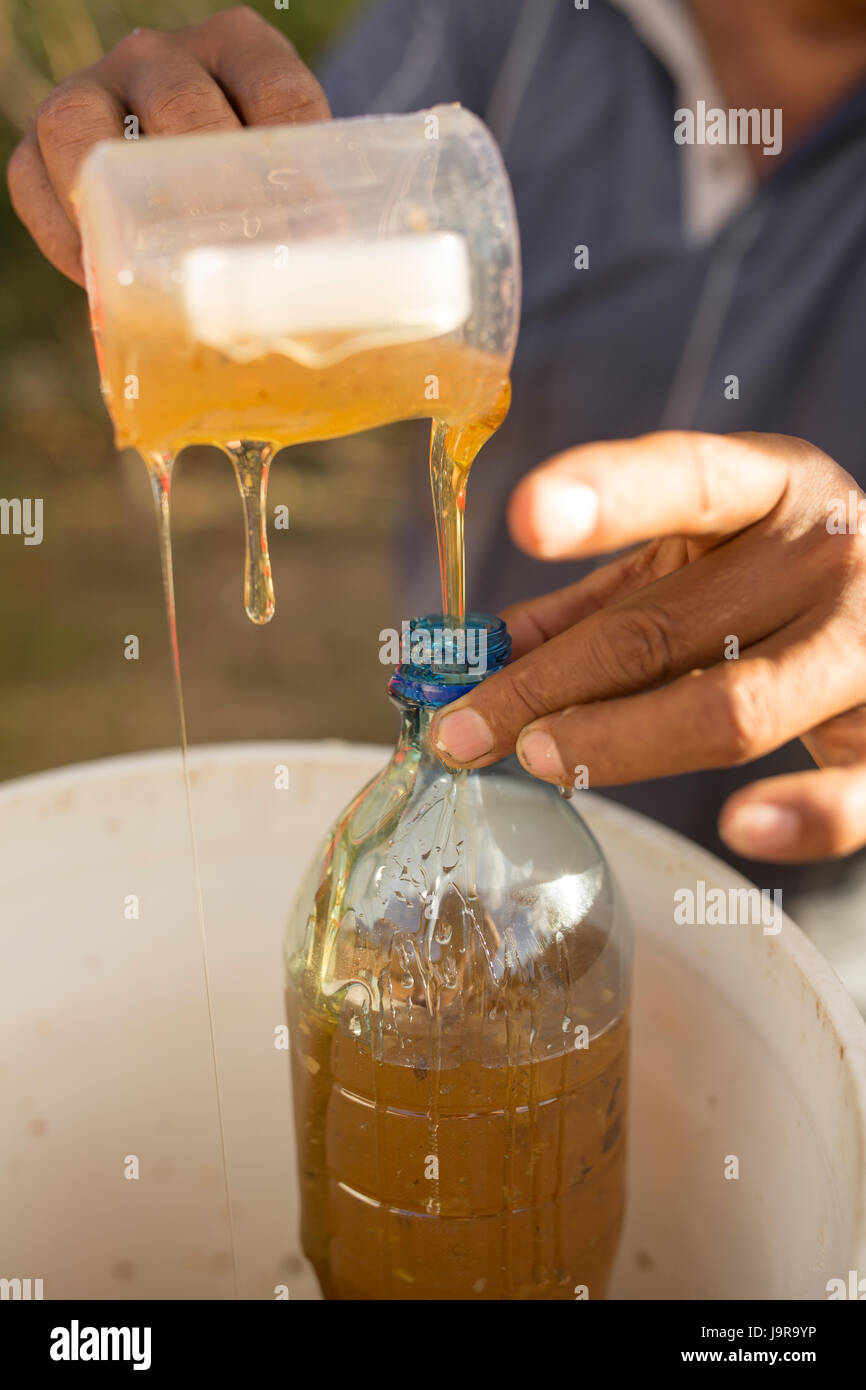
285, 747, 632, 1070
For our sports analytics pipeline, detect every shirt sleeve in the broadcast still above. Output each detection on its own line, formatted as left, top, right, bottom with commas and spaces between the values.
316, 0, 521, 120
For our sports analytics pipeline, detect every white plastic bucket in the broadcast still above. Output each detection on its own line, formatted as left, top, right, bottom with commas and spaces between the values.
2, 742, 865, 1300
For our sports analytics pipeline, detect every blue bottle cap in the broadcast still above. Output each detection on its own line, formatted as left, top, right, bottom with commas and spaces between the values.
388, 613, 511, 707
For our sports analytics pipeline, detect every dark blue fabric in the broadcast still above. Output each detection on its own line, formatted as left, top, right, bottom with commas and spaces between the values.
319, 0, 866, 889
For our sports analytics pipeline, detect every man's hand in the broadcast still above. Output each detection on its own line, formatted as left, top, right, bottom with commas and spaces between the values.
431, 431, 866, 863
6, 6, 330, 285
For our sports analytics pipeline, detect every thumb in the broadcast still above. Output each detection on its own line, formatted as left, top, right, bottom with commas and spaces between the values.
507, 431, 789, 560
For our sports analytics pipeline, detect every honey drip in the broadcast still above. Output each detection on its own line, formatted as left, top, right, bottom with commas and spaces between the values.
222, 440, 276, 624
147, 451, 240, 1296
430, 380, 511, 619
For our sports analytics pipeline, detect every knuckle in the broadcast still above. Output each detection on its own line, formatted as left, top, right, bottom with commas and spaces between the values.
246, 70, 325, 122
213, 5, 269, 36
709, 674, 775, 763
805, 510, 866, 621
145, 81, 225, 132
689, 435, 729, 529
36, 82, 104, 144
828, 518, 866, 584
501, 662, 550, 727
593, 605, 675, 691
244, 71, 296, 119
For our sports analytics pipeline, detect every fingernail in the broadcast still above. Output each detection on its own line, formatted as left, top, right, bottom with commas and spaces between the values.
434, 708, 494, 763
722, 803, 801, 855
533, 481, 599, 557
518, 729, 567, 782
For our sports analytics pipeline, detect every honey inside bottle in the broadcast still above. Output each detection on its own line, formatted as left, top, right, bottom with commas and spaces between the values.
287, 974, 628, 1301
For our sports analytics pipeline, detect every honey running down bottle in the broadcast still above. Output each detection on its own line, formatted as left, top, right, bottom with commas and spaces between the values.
284, 615, 632, 1301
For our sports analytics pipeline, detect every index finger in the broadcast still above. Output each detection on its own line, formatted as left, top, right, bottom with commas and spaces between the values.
508, 430, 795, 561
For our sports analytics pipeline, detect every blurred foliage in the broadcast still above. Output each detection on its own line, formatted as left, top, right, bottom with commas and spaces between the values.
0, 0, 417, 783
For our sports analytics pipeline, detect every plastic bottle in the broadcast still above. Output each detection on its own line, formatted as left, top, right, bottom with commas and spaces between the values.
284, 614, 632, 1300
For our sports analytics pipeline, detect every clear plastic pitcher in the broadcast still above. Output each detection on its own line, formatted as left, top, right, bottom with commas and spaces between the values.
74, 105, 520, 455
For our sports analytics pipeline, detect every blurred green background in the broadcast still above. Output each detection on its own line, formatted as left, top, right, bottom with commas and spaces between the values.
0, 0, 417, 783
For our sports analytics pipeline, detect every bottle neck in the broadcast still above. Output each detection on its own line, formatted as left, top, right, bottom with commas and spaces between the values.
392, 697, 442, 758
387, 614, 511, 731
